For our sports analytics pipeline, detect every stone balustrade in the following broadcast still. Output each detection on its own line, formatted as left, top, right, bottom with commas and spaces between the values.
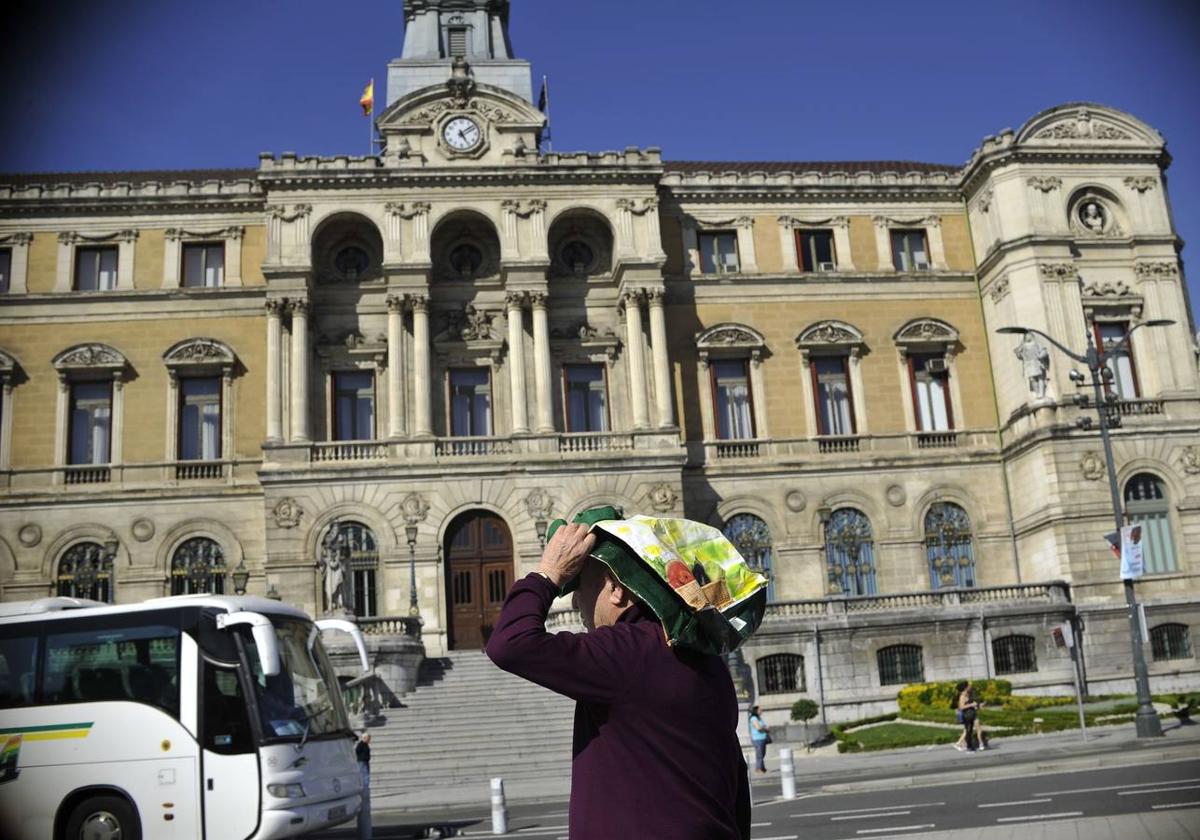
357, 615, 423, 638
701, 430, 996, 463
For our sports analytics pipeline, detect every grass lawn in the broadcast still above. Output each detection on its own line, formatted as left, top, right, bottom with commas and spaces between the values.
843, 723, 961, 751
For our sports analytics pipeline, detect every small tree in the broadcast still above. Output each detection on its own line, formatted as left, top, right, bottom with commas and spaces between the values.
791, 698, 820, 750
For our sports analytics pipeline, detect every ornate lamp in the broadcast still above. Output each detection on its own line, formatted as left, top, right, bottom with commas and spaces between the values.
405, 524, 419, 617
534, 518, 549, 550
231, 558, 250, 596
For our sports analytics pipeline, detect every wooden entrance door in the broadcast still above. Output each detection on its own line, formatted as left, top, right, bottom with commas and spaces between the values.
445, 511, 514, 650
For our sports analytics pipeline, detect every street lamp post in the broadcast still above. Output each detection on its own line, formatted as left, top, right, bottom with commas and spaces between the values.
997, 316, 1173, 739
405, 524, 419, 618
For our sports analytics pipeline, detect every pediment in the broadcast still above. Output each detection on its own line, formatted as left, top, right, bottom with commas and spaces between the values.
1016, 103, 1163, 149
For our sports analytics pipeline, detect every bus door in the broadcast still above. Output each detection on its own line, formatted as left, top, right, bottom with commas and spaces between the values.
200, 656, 260, 839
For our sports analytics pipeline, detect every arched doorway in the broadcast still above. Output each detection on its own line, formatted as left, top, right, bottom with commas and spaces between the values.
444, 511, 514, 650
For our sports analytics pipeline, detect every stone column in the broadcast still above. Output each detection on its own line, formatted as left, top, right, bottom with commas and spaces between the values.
110, 375, 125, 464
411, 295, 433, 436
623, 290, 650, 429
386, 295, 407, 438
646, 289, 674, 428
265, 299, 284, 442
530, 292, 554, 433
290, 298, 310, 442
617, 200, 637, 257
506, 292, 529, 433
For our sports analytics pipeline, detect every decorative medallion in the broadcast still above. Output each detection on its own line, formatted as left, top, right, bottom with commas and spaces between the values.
647, 483, 678, 513
885, 485, 907, 507
17, 524, 41, 548
273, 497, 303, 529
524, 489, 554, 522
989, 275, 1011, 303
1180, 446, 1200, 476
1080, 452, 1106, 481
785, 490, 807, 513
131, 518, 156, 542
400, 492, 431, 526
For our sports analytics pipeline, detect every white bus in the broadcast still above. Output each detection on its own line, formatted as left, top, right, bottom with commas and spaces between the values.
0, 594, 370, 839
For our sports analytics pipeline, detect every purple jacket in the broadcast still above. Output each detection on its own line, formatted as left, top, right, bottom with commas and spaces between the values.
486, 573, 751, 840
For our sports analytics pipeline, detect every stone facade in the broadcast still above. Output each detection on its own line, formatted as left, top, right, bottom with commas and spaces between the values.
0, 3, 1197, 721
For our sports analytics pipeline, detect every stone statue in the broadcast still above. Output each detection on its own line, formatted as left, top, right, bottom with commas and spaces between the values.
1014, 333, 1051, 399
1081, 202, 1105, 233
320, 525, 351, 614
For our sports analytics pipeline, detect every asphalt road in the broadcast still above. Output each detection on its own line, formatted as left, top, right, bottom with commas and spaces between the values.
309, 757, 1200, 839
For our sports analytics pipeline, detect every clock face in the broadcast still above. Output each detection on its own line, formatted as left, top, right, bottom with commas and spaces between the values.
443, 117, 482, 151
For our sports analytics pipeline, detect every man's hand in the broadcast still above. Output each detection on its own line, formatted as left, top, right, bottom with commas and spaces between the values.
537, 522, 596, 588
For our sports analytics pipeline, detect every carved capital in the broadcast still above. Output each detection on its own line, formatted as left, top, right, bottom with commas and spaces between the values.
397, 202, 431, 220
117, 229, 139, 243
225, 225, 245, 241
58, 231, 80, 245
265, 299, 286, 316
408, 293, 429, 312
386, 294, 406, 314
1038, 262, 1079, 282
1026, 176, 1062, 192
1134, 261, 1179, 282
646, 288, 666, 305
527, 291, 548, 309
504, 290, 527, 309
1124, 176, 1157, 193
289, 298, 311, 316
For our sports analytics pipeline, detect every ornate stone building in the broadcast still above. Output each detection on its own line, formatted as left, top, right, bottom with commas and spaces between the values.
1, 0, 1196, 720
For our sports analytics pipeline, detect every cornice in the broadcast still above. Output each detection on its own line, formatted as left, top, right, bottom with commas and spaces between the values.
960, 147, 1168, 197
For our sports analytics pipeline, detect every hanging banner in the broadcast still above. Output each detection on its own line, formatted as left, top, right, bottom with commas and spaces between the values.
1119, 524, 1145, 580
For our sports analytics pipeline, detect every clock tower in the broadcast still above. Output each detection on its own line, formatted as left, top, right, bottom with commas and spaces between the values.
388, 0, 533, 107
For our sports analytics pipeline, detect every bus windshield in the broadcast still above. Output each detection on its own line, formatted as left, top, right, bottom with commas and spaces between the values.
244, 616, 350, 741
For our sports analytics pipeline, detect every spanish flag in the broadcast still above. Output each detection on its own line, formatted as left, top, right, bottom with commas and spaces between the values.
360, 79, 374, 117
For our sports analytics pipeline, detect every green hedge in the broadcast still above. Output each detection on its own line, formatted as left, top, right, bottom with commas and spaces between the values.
897, 680, 1012, 714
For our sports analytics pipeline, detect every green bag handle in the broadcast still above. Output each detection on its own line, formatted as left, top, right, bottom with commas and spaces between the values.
544, 505, 624, 595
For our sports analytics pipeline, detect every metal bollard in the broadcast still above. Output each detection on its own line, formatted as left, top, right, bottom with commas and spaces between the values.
491, 777, 508, 835
779, 747, 796, 800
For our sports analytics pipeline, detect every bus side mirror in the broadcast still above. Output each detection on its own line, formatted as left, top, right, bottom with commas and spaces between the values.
315, 619, 370, 673
217, 611, 281, 677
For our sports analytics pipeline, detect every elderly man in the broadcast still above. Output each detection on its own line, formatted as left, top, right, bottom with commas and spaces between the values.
486, 522, 751, 840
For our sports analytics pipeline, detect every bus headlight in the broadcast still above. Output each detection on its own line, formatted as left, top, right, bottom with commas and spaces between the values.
267, 783, 306, 799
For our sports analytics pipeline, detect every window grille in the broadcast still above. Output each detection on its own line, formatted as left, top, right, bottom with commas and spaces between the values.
324, 521, 379, 617
877, 644, 924, 686
1124, 473, 1177, 573
825, 508, 875, 596
1150, 624, 1192, 662
925, 503, 975, 589
171, 537, 226, 595
723, 514, 775, 601
992, 635, 1038, 675
56, 542, 114, 603
757, 653, 805, 694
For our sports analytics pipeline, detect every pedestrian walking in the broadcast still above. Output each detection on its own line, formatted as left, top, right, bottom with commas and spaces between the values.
486, 521, 752, 840
749, 705, 771, 773
955, 681, 980, 752
953, 684, 988, 752
355, 732, 372, 839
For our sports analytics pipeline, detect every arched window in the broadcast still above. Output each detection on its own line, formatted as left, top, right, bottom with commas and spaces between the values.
1150, 624, 1192, 662
171, 537, 226, 595
877, 644, 924, 686
56, 542, 113, 603
757, 653, 805, 694
992, 635, 1038, 675
331, 521, 378, 617
824, 508, 876, 596
724, 514, 775, 601
925, 503, 975, 589
1124, 474, 1177, 573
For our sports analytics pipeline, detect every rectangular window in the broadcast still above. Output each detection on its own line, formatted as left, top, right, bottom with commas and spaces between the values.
812, 356, 856, 435
333, 371, 375, 441
0, 248, 11, 293
74, 246, 118, 291
564, 365, 609, 433
910, 354, 953, 431
0, 635, 38, 708
797, 230, 836, 272
890, 230, 930, 271
43, 623, 180, 717
1095, 322, 1140, 398
698, 231, 740, 274
179, 377, 222, 460
712, 359, 754, 440
69, 381, 112, 465
182, 243, 225, 288
450, 368, 491, 436
447, 26, 468, 57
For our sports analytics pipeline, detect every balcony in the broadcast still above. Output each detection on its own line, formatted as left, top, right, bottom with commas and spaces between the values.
64, 465, 111, 485
1114, 398, 1164, 417
1, 459, 256, 493
435, 436, 515, 457
699, 430, 995, 464
175, 461, 226, 480
311, 441, 389, 463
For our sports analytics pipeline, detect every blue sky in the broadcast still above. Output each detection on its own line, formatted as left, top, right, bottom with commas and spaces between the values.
2, 0, 1198, 317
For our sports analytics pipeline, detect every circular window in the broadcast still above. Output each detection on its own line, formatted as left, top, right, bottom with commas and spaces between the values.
450, 244, 484, 278
561, 240, 594, 273
334, 245, 370, 279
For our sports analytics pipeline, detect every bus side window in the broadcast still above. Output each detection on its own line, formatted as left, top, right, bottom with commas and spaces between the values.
44, 625, 180, 717
0, 636, 38, 708
202, 662, 255, 754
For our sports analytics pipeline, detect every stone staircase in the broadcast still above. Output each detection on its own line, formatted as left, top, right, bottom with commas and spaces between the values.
367, 649, 576, 799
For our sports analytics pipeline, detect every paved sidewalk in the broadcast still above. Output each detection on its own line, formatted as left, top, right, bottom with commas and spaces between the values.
889, 808, 1200, 840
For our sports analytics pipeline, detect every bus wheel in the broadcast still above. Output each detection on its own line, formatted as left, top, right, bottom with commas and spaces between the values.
63, 795, 141, 840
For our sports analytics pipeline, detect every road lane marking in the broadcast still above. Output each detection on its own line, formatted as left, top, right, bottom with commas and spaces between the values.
792, 802, 946, 818
1152, 802, 1200, 810
751, 822, 773, 826
1120, 784, 1200, 796
854, 825, 935, 835
996, 812, 1083, 823
832, 811, 912, 821
977, 798, 1053, 808
752, 836, 798, 840
1041, 776, 1200, 796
